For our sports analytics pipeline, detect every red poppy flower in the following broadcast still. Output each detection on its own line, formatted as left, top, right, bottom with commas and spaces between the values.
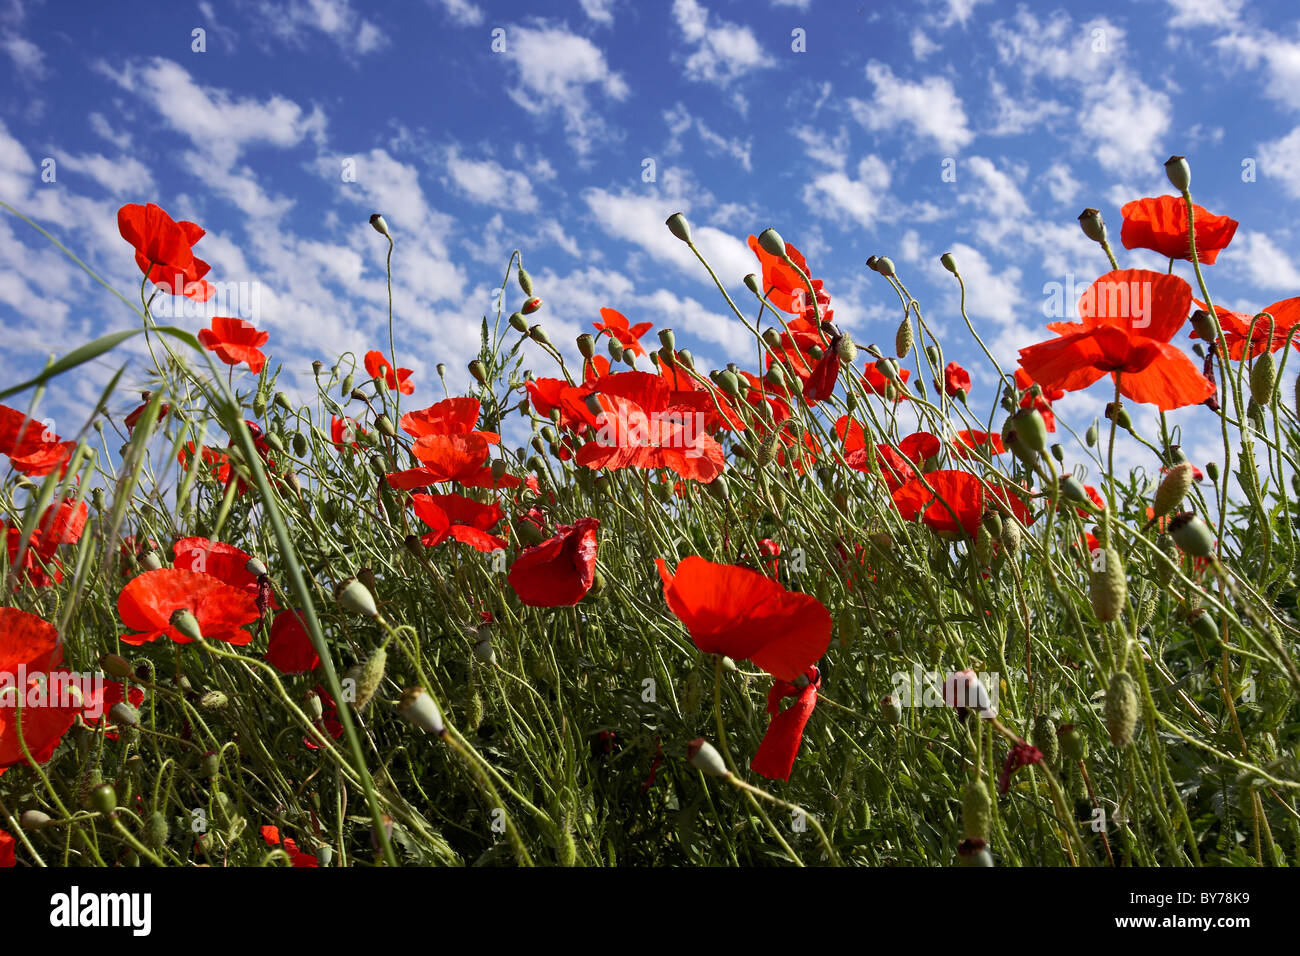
259, 825, 318, 867
891, 470, 1032, 538
836, 419, 937, 488
172, 536, 270, 605
942, 362, 971, 398
951, 430, 1006, 459
861, 362, 910, 398
0, 607, 81, 769
198, 317, 269, 374
391, 433, 489, 487
1191, 297, 1300, 360
117, 202, 215, 300
757, 538, 781, 576
1120, 195, 1238, 265
508, 517, 599, 607
118, 568, 260, 646
412, 493, 507, 552
304, 685, 344, 750
265, 610, 320, 676
3, 503, 84, 591
747, 235, 829, 315
656, 555, 831, 682
0, 405, 74, 477
583, 355, 613, 383
3, 526, 61, 589
364, 351, 414, 395
1018, 270, 1214, 411
331, 415, 364, 451
0, 828, 13, 867
593, 308, 653, 358
124, 398, 171, 433
178, 442, 233, 486
999, 739, 1043, 794
81, 679, 146, 741
575, 372, 725, 484
751, 666, 821, 781
400, 397, 499, 444
1014, 368, 1064, 402
1012, 369, 1060, 432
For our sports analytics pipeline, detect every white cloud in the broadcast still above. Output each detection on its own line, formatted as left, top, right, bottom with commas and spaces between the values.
643, 288, 752, 361
242, 0, 389, 55
672, 0, 768, 87
911, 29, 939, 60
433, 0, 484, 26
1222, 232, 1300, 292
503, 24, 629, 157
1, 31, 42, 76
1258, 125, 1300, 199
442, 147, 539, 212
579, 0, 615, 25
958, 157, 1029, 240
936, 0, 992, 28
802, 156, 892, 230
1166, 0, 1245, 28
56, 151, 156, 196
1077, 72, 1171, 174
1042, 163, 1079, 205
1216, 29, 1300, 112
850, 62, 973, 153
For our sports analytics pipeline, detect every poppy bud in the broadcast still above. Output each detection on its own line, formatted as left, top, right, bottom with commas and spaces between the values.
335, 577, 379, 618
1077, 208, 1107, 244
349, 647, 386, 712
340, 373, 354, 396
686, 738, 729, 777
200, 752, 220, 778
398, 686, 446, 736
1188, 608, 1219, 645
1010, 407, 1048, 452
1090, 548, 1126, 623
876, 357, 900, 383
1168, 511, 1214, 558
1104, 402, 1132, 429
312, 360, 324, 375
91, 783, 118, 816
1000, 518, 1022, 558
1104, 671, 1139, 748
199, 690, 228, 711
1164, 154, 1191, 192
20, 809, 52, 831
1058, 723, 1088, 762
975, 523, 995, 567
940, 251, 958, 275
144, 811, 169, 848
1189, 309, 1218, 341
962, 779, 993, 840
368, 213, 391, 238
521, 297, 542, 315
1153, 532, 1179, 587
1205, 461, 1219, 483
100, 653, 133, 679
1060, 475, 1088, 503
707, 473, 730, 501
757, 228, 787, 259
756, 433, 780, 468
895, 318, 913, 358
607, 336, 625, 362
517, 265, 534, 297
1085, 423, 1098, 447
170, 608, 203, 642
665, 212, 693, 244
110, 701, 140, 728
577, 333, 597, 359
1032, 714, 1060, 767
469, 359, 488, 384
304, 689, 324, 721
528, 324, 550, 345
509, 311, 529, 333
744, 273, 761, 296
1250, 350, 1276, 406
1152, 462, 1196, 519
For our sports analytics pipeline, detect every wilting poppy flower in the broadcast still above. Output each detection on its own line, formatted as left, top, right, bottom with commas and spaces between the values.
412, 493, 507, 552
117, 202, 214, 300
751, 666, 821, 781
1018, 270, 1213, 410
656, 555, 831, 682
892, 470, 1032, 538
304, 686, 344, 750
0, 405, 74, 477
575, 372, 725, 483
198, 317, 269, 374
124, 397, 171, 433
508, 517, 599, 607
265, 610, 320, 676
364, 351, 414, 395
1191, 297, 1300, 360
118, 568, 260, 646
0, 828, 13, 867
1120, 195, 1238, 265
942, 362, 971, 399
861, 362, 910, 399
593, 308, 653, 358
999, 739, 1044, 794
0, 607, 81, 769
259, 825, 318, 867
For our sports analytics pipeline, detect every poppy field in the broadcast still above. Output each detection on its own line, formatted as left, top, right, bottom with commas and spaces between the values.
1, 154, 1299, 869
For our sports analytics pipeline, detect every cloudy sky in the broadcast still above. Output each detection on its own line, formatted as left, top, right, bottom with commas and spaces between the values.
0, 0, 1296, 468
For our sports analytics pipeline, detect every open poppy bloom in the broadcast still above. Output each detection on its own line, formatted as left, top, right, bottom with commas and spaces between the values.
330, 415, 364, 451
1018, 270, 1214, 411
950, 430, 1006, 459
400, 397, 499, 443
0, 607, 82, 769
942, 361, 971, 399
751, 666, 821, 781
172, 537, 271, 608
1120, 195, 1238, 265
747, 234, 830, 315
198, 317, 269, 374
575, 372, 725, 484
508, 517, 599, 607
389, 432, 514, 490
265, 610, 320, 676
861, 362, 910, 399
259, 825, 318, 867
593, 308, 653, 357
118, 568, 260, 646
0, 405, 74, 477
1191, 297, 1300, 360
836, 418, 937, 489
891, 470, 1032, 538
364, 350, 414, 395
656, 555, 831, 682
0, 828, 13, 867
3, 500, 87, 590
118, 202, 215, 300
412, 493, 507, 552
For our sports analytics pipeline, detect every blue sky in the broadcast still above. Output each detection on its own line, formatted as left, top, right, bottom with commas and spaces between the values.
1, 0, 1298, 469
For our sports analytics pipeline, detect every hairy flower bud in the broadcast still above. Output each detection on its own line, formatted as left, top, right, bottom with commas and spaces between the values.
1104, 671, 1139, 748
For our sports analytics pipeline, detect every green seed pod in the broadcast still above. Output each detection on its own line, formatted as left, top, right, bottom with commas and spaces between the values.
1205, 461, 1219, 483
110, 701, 140, 727
686, 738, 729, 776
469, 359, 488, 384
765, 365, 786, 389
880, 695, 903, 725
1089, 547, 1127, 623
1104, 402, 1132, 429
1010, 408, 1048, 452
1135, 581, 1157, 628
334, 577, 379, 618
940, 252, 958, 274
92, 783, 118, 816
1057, 723, 1088, 762
1250, 350, 1277, 406
1188, 608, 1220, 646
169, 609, 203, 642
144, 811, 169, 848
665, 212, 693, 245
1032, 714, 1060, 767
707, 474, 730, 501
1104, 671, 1139, 748
509, 311, 529, 333
1060, 475, 1088, 503
962, 779, 993, 841
100, 653, 133, 680
20, 809, 52, 831
292, 432, 308, 456
895, 318, 914, 358
340, 372, 354, 397
1169, 512, 1215, 559
975, 523, 995, 567
1077, 207, 1107, 244
398, 686, 445, 735
757, 228, 786, 258
199, 690, 228, 711
875, 256, 896, 278
1152, 462, 1196, 519
200, 752, 220, 778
